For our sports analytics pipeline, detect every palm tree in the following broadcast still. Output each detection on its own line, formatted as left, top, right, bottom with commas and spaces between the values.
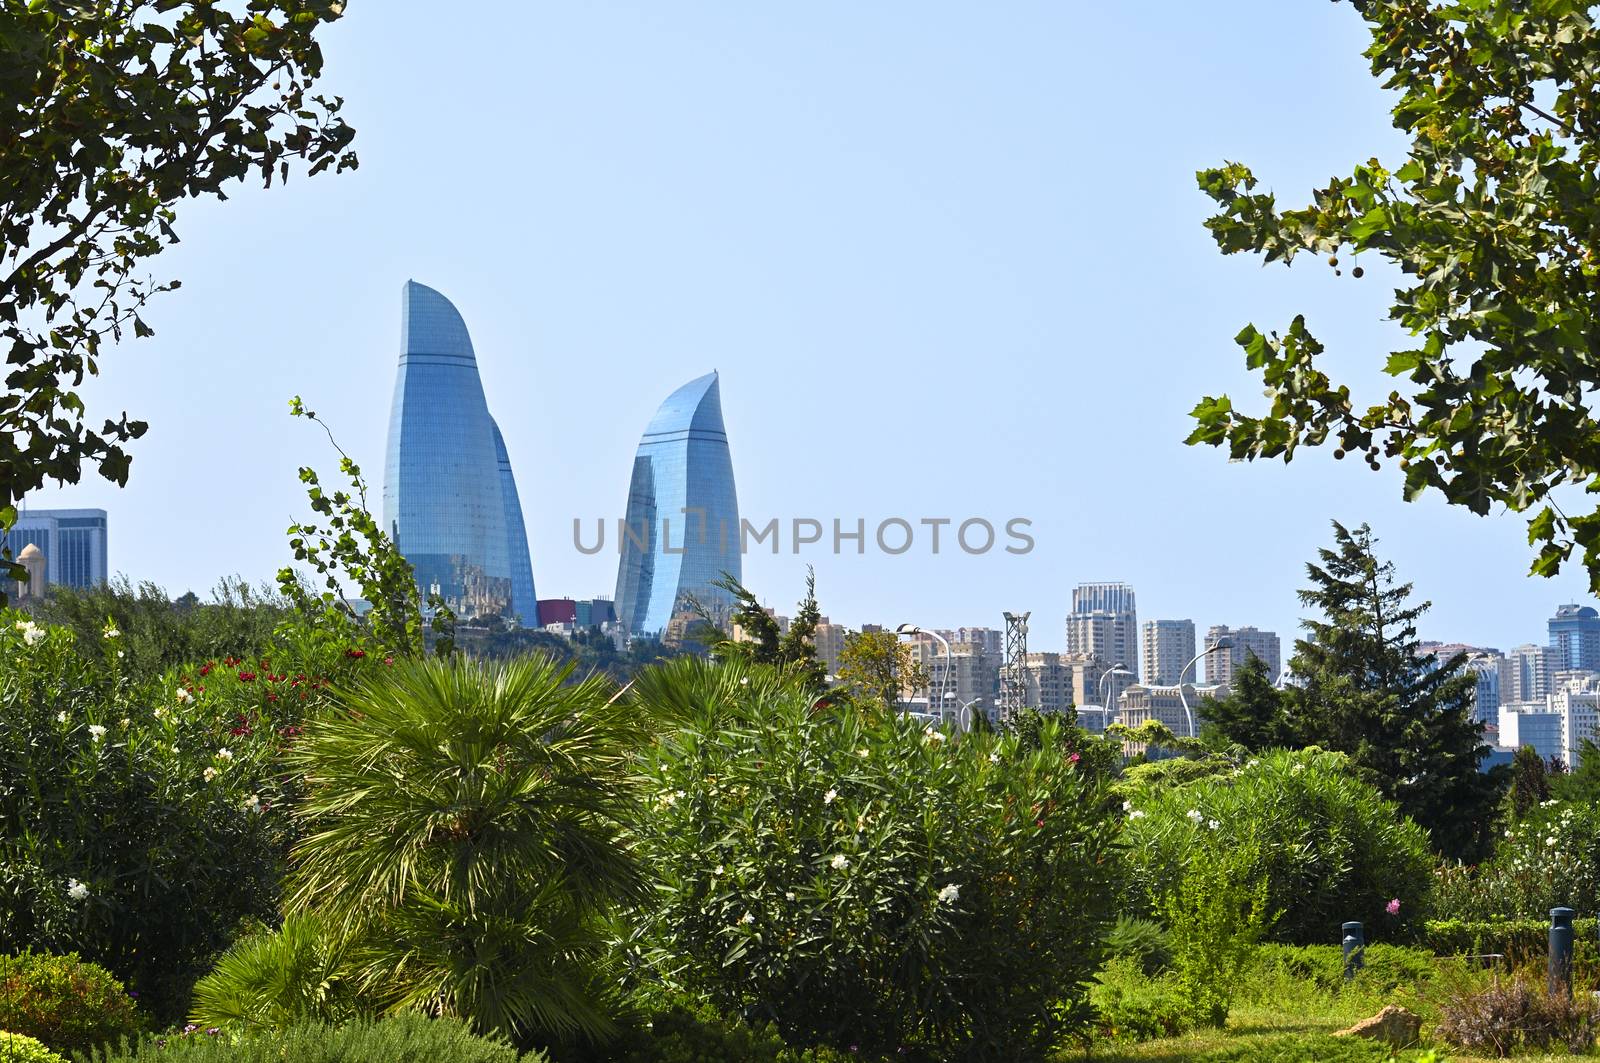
285, 654, 647, 1044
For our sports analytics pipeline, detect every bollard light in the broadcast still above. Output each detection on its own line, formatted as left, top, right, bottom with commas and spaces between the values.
1551, 907, 1575, 998
1342, 921, 1365, 981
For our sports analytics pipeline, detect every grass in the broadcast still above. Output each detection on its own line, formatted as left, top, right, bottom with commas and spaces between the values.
1059, 945, 1600, 1062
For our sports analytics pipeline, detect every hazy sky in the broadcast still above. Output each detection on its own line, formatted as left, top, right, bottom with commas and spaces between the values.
26, 1, 1593, 653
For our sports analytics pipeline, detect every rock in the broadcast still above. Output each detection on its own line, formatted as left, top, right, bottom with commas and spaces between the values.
1335, 1004, 1422, 1047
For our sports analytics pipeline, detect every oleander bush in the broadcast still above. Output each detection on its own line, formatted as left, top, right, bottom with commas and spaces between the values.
628, 657, 1123, 1061
1123, 748, 1434, 945
1432, 800, 1600, 920
0, 611, 362, 1019
83, 1015, 542, 1063
0, 951, 140, 1055
0, 1032, 68, 1063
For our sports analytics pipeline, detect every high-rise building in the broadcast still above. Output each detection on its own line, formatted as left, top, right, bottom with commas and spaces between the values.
812, 617, 849, 678
935, 627, 1002, 657
1465, 654, 1503, 727
1550, 604, 1600, 672
1142, 619, 1197, 686
1066, 581, 1139, 677
1504, 643, 1556, 705
904, 638, 1000, 717
2, 508, 108, 589
382, 281, 536, 620
1119, 680, 1229, 739
1063, 652, 1136, 714
614, 372, 740, 636
999, 651, 1075, 715
1204, 625, 1281, 686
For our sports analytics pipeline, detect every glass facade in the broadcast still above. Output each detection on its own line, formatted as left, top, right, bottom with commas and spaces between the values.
614, 372, 741, 636
0, 509, 107, 589
491, 418, 538, 624
382, 280, 535, 619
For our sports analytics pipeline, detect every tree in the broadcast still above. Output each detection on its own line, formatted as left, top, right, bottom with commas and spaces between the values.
1187, 2, 1600, 593
1198, 653, 1294, 751
695, 568, 826, 690
286, 655, 646, 1045
1285, 521, 1497, 860
836, 629, 928, 713
0, 1, 356, 599
1504, 744, 1557, 822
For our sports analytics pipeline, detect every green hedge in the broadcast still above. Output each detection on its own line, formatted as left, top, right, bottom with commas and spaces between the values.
1420, 917, 1598, 959
0, 1032, 69, 1063
82, 1016, 541, 1063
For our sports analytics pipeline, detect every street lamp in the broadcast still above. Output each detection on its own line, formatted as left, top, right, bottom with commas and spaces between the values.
896, 623, 951, 719
1177, 636, 1233, 738
1098, 664, 1133, 723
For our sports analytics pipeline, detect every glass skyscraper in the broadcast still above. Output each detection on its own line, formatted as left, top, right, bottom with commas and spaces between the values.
382, 280, 536, 621
614, 371, 740, 636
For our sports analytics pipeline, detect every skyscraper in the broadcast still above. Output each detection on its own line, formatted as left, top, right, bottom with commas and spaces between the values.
1142, 619, 1197, 686
1204, 625, 1282, 686
1550, 604, 1600, 672
382, 280, 536, 620
1, 508, 108, 589
1065, 581, 1139, 678
614, 371, 740, 637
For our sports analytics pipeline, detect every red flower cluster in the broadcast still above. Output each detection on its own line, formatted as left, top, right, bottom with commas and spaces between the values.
238, 671, 257, 682
345, 648, 367, 659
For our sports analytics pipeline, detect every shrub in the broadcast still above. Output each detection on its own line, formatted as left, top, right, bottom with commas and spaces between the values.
83, 1015, 540, 1063
0, 612, 363, 1019
285, 655, 646, 1045
1124, 748, 1434, 944
1434, 800, 1600, 919
1249, 943, 1442, 996
1103, 914, 1170, 976
606, 1001, 852, 1062
0, 951, 140, 1055
1435, 969, 1600, 1056
0, 1032, 68, 1063
630, 657, 1124, 1060
1161, 833, 1271, 1027
1089, 959, 1192, 1042
1194, 1034, 1434, 1061
188, 914, 357, 1032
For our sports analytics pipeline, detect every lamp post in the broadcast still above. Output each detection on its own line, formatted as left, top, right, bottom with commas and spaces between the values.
896, 624, 951, 720
1177, 636, 1233, 738
1099, 664, 1133, 723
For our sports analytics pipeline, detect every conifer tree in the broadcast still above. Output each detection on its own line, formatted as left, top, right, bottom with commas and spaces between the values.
1286, 521, 1497, 861
1199, 653, 1294, 751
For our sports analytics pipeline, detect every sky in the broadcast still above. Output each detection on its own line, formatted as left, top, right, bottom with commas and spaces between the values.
24, 1, 1595, 654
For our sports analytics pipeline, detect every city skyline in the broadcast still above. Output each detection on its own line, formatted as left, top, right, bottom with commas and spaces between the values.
13, 2, 1599, 649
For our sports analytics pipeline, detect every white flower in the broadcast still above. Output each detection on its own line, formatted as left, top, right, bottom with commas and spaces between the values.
824, 789, 837, 805
1186, 809, 1203, 823
739, 676, 750, 686
937, 883, 960, 905
856, 748, 869, 758
66, 879, 89, 902
243, 794, 262, 813
1246, 759, 1260, 768
203, 766, 218, 782
658, 791, 678, 809
712, 864, 724, 876
1547, 836, 1559, 847
830, 854, 849, 871
119, 718, 130, 729
784, 891, 796, 901
103, 625, 119, 639
1207, 819, 1220, 830
925, 729, 947, 744
116, 650, 125, 659
55, 711, 67, 724
1291, 763, 1305, 774
15, 620, 44, 645
216, 747, 233, 761
175, 687, 193, 704
1122, 801, 1133, 812
153, 706, 168, 720
1129, 809, 1146, 820
87, 724, 107, 741
739, 911, 755, 925
988, 752, 1000, 764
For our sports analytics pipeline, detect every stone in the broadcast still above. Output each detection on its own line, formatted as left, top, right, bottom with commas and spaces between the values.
1335, 1004, 1422, 1047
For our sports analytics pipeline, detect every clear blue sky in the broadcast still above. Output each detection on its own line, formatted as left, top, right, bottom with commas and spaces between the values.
30, 1, 1592, 653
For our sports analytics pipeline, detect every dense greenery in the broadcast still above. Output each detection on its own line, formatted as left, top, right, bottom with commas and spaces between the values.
0, 1, 355, 597
1125, 748, 1434, 945
629, 656, 1122, 1060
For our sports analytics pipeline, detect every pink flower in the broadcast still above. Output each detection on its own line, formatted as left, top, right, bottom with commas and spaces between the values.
1386, 898, 1401, 916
